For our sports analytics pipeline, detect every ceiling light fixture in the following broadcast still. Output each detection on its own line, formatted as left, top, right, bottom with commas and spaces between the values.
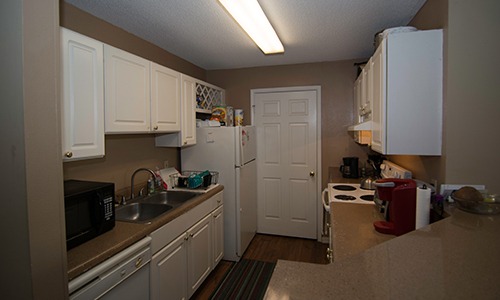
218, 0, 284, 54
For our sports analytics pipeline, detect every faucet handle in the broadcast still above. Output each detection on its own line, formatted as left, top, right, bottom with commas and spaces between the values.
139, 187, 145, 197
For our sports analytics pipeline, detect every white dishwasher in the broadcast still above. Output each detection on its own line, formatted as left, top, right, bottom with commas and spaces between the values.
69, 237, 152, 300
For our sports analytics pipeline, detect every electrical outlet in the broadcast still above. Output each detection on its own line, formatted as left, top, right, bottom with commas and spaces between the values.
439, 184, 486, 202
163, 160, 169, 168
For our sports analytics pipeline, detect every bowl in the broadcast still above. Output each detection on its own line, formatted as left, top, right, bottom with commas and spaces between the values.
451, 192, 500, 215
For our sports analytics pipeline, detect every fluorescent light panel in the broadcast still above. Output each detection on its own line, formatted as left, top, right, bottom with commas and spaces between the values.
218, 0, 284, 54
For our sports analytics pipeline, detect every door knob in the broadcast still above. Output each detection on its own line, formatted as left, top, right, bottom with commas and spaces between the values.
310, 171, 315, 177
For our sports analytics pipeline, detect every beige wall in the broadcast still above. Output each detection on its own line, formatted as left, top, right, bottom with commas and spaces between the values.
444, 0, 500, 191
1, 0, 67, 298
207, 61, 372, 188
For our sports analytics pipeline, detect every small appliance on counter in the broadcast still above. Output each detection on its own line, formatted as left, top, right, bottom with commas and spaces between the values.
340, 157, 359, 178
64, 180, 115, 250
373, 178, 417, 236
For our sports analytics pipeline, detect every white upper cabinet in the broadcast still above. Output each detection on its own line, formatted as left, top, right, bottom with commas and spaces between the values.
371, 29, 443, 155
181, 74, 197, 146
359, 59, 373, 122
104, 45, 151, 133
155, 74, 197, 147
61, 28, 104, 161
151, 62, 181, 132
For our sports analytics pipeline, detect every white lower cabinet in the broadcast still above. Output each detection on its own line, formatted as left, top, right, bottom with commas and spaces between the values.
150, 192, 223, 300
212, 205, 224, 266
187, 214, 212, 297
151, 233, 188, 300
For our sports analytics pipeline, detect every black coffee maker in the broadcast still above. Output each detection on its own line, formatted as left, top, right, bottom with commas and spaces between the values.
340, 157, 359, 178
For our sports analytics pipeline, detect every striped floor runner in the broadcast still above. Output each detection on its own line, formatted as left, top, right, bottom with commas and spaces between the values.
210, 259, 276, 300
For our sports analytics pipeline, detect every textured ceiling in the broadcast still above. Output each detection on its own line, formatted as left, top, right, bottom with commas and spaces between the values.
65, 0, 427, 70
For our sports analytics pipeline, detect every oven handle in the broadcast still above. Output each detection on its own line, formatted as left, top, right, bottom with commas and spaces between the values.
322, 188, 330, 212
373, 181, 396, 188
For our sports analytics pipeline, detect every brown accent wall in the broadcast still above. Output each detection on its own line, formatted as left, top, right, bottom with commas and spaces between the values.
60, 2, 206, 80
64, 135, 179, 192
207, 61, 372, 188
60, 2, 199, 191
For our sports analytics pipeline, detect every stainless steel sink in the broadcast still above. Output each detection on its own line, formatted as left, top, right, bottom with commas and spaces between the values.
141, 191, 199, 205
115, 191, 198, 223
116, 203, 173, 223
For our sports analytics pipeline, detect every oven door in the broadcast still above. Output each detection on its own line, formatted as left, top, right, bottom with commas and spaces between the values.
321, 188, 334, 263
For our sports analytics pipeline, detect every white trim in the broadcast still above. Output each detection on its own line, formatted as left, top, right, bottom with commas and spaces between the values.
250, 86, 322, 241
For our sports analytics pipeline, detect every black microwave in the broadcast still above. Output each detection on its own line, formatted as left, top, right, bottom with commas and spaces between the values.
64, 180, 115, 250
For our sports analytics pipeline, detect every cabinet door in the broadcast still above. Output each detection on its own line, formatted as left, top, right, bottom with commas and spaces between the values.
181, 74, 196, 146
61, 28, 104, 161
151, 63, 181, 132
212, 205, 224, 267
370, 41, 386, 153
363, 58, 373, 122
104, 45, 151, 133
353, 77, 362, 124
187, 214, 212, 298
151, 233, 188, 300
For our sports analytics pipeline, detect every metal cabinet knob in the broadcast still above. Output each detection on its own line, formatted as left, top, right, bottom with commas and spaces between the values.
310, 171, 315, 177
135, 257, 143, 268
65, 151, 73, 158
153, 126, 158, 130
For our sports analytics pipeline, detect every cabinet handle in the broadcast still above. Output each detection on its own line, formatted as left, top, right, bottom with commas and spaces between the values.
184, 234, 189, 241
183, 141, 188, 145
135, 257, 143, 268
65, 151, 73, 158
153, 125, 158, 130
189, 233, 194, 238
310, 171, 315, 177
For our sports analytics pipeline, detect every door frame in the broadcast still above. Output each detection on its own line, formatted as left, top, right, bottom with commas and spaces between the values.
250, 86, 322, 241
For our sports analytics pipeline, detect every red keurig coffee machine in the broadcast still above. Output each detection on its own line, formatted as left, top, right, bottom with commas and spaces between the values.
373, 178, 417, 236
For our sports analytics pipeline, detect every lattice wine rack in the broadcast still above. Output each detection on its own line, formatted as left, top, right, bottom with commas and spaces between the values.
195, 82, 224, 113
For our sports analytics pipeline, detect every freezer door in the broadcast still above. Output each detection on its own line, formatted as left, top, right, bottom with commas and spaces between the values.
237, 126, 257, 166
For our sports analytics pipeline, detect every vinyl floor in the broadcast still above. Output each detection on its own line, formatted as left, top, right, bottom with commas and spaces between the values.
191, 233, 329, 299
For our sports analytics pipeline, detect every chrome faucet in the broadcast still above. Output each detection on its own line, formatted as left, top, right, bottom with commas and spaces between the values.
130, 168, 157, 200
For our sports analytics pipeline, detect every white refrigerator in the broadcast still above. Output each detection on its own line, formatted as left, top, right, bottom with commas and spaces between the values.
181, 126, 257, 261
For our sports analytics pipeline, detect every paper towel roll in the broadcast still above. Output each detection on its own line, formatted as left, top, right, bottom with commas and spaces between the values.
416, 186, 431, 229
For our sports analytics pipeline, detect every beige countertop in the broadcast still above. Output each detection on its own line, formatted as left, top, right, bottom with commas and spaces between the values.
331, 202, 394, 261
265, 206, 500, 299
67, 185, 224, 281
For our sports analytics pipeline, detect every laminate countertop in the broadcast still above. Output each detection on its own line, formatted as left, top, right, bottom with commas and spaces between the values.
66, 185, 224, 281
265, 205, 500, 299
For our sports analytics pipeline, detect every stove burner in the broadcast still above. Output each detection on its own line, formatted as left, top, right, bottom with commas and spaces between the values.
332, 185, 356, 191
334, 195, 356, 201
360, 195, 374, 202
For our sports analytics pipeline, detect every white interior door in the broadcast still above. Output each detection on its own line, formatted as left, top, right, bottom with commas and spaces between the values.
252, 87, 319, 239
